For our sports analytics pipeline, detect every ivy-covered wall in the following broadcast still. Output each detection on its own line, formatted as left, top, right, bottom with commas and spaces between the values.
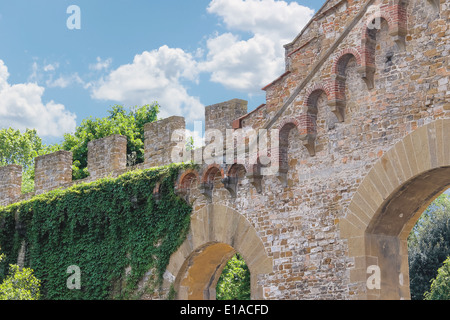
0, 163, 194, 300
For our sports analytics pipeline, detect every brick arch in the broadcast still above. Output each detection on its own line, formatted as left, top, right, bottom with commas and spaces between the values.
359, 3, 407, 89
361, 14, 392, 67
329, 49, 363, 122
177, 169, 199, 189
304, 84, 341, 125
340, 119, 450, 300
304, 83, 332, 111
175, 169, 200, 203
220, 163, 247, 198
163, 204, 273, 300
362, 1, 408, 42
278, 121, 301, 177
201, 164, 224, 184
226, 163, 246, 177
277, 117, 317, 159
362, 12, 395, 42
332, 48, 363, 76
277, 116, 316, 166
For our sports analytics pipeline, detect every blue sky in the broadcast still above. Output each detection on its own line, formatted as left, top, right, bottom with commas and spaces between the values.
0, 0, 326, 144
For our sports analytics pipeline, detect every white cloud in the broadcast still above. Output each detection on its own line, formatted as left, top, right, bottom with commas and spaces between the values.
91, 45, 204, 123
89, 57, 112, 71
201, 0, 314, 92
207, 0, 314, 40
28, 61, 39, 83
43, 63, 59, 72
89, 0, 315, 124
0, 60, 77, 137
46, 73, 84, 89
200, 32, 281, 92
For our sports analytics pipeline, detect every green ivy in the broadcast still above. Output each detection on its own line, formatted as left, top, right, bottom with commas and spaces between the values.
0, 163, 195, 300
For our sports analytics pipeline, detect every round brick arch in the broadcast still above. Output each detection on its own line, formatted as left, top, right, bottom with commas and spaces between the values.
340, 119, 450, 300
163, 204, 273, 300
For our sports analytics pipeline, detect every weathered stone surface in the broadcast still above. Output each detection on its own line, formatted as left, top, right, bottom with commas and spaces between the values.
35, 151, 72, 195
1, 0, 449, 300
88, 134, 127, 179
0, 164, 22, 206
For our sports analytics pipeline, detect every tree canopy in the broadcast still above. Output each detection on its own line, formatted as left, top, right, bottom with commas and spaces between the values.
216, 254, 251, 300
0, 104, 160, 191
61, 103, 159, 180
0, 253, 41, 300
424, 256, 450, 300
408, 193, 450, 300
0, 128, 59, 193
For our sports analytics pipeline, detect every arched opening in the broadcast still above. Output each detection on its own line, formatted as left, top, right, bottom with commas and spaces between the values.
177, 242, 239, 300
313, 91, 336, 156
373, 19, 399, 89
279, 122, 301, 175
200, 165, 224, 201
341, 119, 450, 300
342, 56, 369, 119
330, 50, 368, 123
164, 204, 273, 300
365, 167, 450, 299
174, 243, 252, 300
175, 169, 199, 203
223, 164, 246, 198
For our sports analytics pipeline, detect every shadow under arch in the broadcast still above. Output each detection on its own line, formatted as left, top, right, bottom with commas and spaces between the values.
340, 118, 450, 300
164, 204, 273, 300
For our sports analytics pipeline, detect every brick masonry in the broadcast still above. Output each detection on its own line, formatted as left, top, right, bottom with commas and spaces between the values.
1, 0, 449, 300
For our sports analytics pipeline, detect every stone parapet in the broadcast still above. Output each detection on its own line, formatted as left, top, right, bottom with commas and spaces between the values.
144, 116, 186, 168
35, 150, 73, 195
88, 134, 127, 180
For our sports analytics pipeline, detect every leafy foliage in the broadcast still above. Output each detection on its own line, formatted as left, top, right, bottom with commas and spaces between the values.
408, 193, 450, 300
0, 163, 194, 300
216, 254, 250, 300
61, 104, 159, 180
424, 256, 450, 300
0, 128, 59, 193
0, 254, 41, 300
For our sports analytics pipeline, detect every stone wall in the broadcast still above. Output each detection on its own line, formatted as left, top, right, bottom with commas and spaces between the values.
1, 0, 449, 300
205, 99, 248, 142
0, 164, 22, 206
144, 116, 186, 168
88, 134, 127, 180
171, 0, 450, 300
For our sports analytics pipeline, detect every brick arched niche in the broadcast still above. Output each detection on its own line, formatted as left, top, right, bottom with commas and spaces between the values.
340, 119, 450, 300
163, 204, 273, 300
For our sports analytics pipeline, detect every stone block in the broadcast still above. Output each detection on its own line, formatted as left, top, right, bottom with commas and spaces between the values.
35, 151, 73, 195
0, 164, 22, 206
88, 134, 127, 179
144, 116, 186, 168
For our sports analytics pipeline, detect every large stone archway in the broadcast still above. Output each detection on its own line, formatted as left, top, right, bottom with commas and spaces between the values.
163, 204, 273, 300
340, 119, 450, 300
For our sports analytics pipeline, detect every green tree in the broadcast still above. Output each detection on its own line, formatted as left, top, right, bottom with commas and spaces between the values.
61, 103, 159, 180
216, 254, 251, 300
0, 253, 41, 300
408, 193, 450, 300
424, 256, 450, 300
0, 128, 59, 193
